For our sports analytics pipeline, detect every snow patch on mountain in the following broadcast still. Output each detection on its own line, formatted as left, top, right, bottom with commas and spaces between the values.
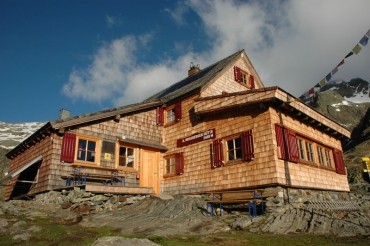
0, 121, 45, 149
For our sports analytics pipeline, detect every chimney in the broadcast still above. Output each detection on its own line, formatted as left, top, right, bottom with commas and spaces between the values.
59, 108, 71, 120
188, 62, 200, 77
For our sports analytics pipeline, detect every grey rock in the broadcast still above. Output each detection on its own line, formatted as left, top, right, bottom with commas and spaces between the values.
91, 236, 159, 246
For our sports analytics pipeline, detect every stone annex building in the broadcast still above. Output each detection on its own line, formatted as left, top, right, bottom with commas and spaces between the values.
2, 50, 351, 200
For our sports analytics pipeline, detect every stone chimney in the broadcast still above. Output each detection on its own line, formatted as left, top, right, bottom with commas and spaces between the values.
59, 108, 71, 120
188, 62, 200, 77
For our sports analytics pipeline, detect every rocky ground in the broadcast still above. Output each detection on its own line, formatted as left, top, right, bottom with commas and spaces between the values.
1, 188, 370, 245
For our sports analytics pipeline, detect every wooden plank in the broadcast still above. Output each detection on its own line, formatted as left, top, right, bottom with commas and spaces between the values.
85, 184, 153, 194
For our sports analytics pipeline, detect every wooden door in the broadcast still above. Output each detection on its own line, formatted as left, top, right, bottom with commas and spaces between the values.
140, 149, 160, 194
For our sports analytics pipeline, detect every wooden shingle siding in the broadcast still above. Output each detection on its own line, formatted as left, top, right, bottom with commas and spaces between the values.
4, 136, 54, 200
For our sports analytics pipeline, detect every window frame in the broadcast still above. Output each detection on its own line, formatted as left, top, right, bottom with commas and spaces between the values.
234, 66, 255, 89
224, 134, 243, 163
275, 124, 337, 171
74, 134, 101, 166
115, 142, 139, 172
164, 152, 184, 177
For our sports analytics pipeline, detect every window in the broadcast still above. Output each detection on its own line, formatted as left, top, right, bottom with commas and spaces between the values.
325, 149, 333, 168
226, 137, 242, 161
234, 66, 255, 89
275, 125, 299, 163
211, 130, 254, 168
164, 153, 184, 176
276, 124, 340, 171
305, 142, 315, 162
166, 107, 176, 124
77, 139, 96, 162
317, 146, 325, 166
118, 146, 135, 168
115, 143, 137, 169
60, 133, 101, 165
156, 102, 182, 126
298, 139, 305, 160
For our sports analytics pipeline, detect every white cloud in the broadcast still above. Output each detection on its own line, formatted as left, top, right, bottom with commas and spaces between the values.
106, 15, 122, 28
164, 2, 189, 26
63, 0, 370, 108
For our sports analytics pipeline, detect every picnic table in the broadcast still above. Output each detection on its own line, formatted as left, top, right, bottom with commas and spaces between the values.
62, 166, 125, 186
205, 189, 269, 217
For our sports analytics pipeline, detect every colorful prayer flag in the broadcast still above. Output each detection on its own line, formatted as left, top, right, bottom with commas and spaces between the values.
337, 59, 344, 67
345, 51, 353, 58
308, 88, 314, 95
359, 35, 369, 46
325, 72, 332, 82
366, 28, 370, 37
319, 78, 326, 87
332, 67, 338, 75
353, 44, 362, 54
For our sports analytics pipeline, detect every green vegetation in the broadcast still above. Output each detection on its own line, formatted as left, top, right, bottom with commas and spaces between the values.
1, 215, 369, 246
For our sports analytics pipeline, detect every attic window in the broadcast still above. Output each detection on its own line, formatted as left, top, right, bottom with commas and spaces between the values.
234, 66, 255, 89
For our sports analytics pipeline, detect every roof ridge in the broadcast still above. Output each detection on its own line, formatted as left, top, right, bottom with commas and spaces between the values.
143, 49, 244, 103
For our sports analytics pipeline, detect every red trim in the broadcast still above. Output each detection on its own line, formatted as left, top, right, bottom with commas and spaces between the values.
60, 132, 76, 163
212, 139, 223, 168
285, 129, 299, 163
275, 125, 286, 160
175, 152, 184, 175
234, 66, 241, 82
156, 107, 164, 126
333, 149, 346, 175
175, 102, 182, 122
242, 130, 254, 161
249, 75, 255, 89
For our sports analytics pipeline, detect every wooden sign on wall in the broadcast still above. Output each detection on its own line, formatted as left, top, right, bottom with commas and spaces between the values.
177, 129, 216, 147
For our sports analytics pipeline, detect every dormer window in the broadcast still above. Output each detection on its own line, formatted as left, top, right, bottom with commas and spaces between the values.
234, 66, 255, 89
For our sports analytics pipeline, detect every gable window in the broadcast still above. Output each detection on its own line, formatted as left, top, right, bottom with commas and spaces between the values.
156, 102, 182, 126
234, 66, 255, 89
164, 153, 184, 176
119, 146, 134, 168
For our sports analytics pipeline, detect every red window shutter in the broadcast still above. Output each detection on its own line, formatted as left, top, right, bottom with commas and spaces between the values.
60, 132, 76, 163
175, 102, 182, 122
212, 139, 223, 168
275, 125, 287, 160
234, 66, 241, 82
242, 130, 254, 161
285, 129, 300, 163
333, 149, 346, 175
249, 75, 255, 89
156, 107, 164, 126
175, 152, 184, 175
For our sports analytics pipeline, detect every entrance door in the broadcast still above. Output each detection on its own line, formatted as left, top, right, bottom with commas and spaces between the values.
140, 149, 160, 194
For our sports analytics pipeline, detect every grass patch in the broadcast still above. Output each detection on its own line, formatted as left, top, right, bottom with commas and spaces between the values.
1, 215, 369, 246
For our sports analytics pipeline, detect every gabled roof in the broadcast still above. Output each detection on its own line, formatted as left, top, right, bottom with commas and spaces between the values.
144, 50, 244, 103
7, 50, 245, 159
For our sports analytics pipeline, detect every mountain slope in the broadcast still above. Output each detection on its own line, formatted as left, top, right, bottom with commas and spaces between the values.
308, 78, 370, 192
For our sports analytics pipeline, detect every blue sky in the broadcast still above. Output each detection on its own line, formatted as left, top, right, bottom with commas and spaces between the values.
1, 0, 370, 123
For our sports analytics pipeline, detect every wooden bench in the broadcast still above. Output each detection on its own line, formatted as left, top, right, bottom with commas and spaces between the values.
205, 189, 278, 217
61, 165, 125, 187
